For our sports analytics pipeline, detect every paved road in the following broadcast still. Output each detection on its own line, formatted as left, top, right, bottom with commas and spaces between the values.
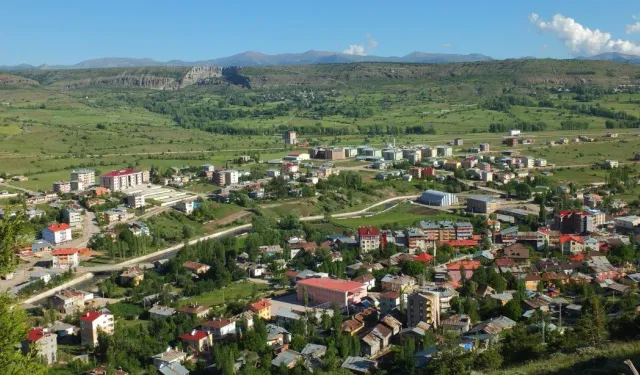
0, 182, 36, 195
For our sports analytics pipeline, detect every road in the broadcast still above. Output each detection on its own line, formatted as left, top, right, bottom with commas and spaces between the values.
62, 211, 101, 249
0, 182, 36, 195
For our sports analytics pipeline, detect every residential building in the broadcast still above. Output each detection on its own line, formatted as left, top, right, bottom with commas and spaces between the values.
201, 318, 236, 339
535, 158, 547, 167
247, 299, 272, 320
179, 329, 210, 352
407, 291, 440, 328
272, 349, 302, 369
212, 169, 240, 186
63, 206, 83, 228
51, 289, 90, 314
85, 366, 128, 375
381, 274, 417, 293
559, 235, 585, 254
175, 199, 196, 214
454, 138, 464, 146
503, 243, 530, 263
466, 195, 501, 213
158, 363, 189, 375
53, 181, 71, 193
42, 223, 72, 245
479, 143, 490, 152
341, 356, 378, 374
604, 160, 619, 169
283, 130, 297, 145
554, 210, 595, 234
326, 147, 346, 160
419, 190, 458, 206
120, 266, 144, 286
436, 145, 453, 157
509, 129, 521, 136
382, 149, 403, 161
71, 169, 96, 189
100, 169, 148, 191
127, 193, 145, 208
152, 348, 187, 369
183, 261, 210, 274
379, 291, 400, 314
51, 248, 79, 269
177, 304, 211, 319
31, 239, 53, 253
296, 278, 367, 307
149, 305, 176, 320
422, 167, 437, 177
614, 216, 640, 230
80, 311, 114, 347
440, 314, 471, 333
266, 169, 281, 178
22, 328, 57, 365
358, 226, 380, 252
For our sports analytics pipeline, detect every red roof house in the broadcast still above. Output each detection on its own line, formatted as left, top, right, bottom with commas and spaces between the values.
414, 252, 434, 263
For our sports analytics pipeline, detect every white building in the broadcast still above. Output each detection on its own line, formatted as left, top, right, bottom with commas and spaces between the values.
283, 130, 298, 145
419, 190, 458, 206
224, 170, 239, 185
80, 311, 114, 347
509, 129, 521, 136
63, 207, 83, 228
176, 199, 196, 214
605, 160, 619, 169
70, 169, 95, 189
266, 169, 281, 178
52, 181, 71, 193
358, 227, 381, 253
521, 156, 534, 168
535, 158, 547, 167
127, 193, 146, 209
51, 248, 79, 269
100, 169, 149, 191
614, 216, 640, 229
42, 224, 72, 245
436, 145, 453, 157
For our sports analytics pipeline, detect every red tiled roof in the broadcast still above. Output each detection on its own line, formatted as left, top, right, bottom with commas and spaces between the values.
446, 260, 481, 270
183, 261, 208, 271
26, 328, 50, 342
297, 278, 366, 293
358, 226, 379, 237
440, 240, 479, 247
102, 169, 137, 177
380, 291, 400, 299
288, 152, 301, 156
248, 299, 271, 312
569, 254, 585, 261
354, 273, 375, 282
80, 311, 108, 322
52, 248, 79, 256
495, 258, 516, 267
559, 235, 584, 244
523, 273, 542, 281
47, 223, 70, 232
285, 270, 300, 278
179, 330, 208, 341
414, 253, 434, 263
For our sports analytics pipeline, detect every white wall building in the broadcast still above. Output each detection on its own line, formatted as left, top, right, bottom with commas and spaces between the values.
42, 224, 72, 245
100, 169, 149, 191
419, 190, 458, 206
80, 311, 114, 347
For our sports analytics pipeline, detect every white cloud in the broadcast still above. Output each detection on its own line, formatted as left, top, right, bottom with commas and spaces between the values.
531, 13, 640, 56
343, 44, 366, 55
442, 43, 452, 48
343, 33, 378, 56
633, 14, 639, 20
626, 22, 640, 34
529, 13, 539, 23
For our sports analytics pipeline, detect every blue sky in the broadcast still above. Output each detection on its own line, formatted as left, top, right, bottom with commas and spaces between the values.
2, 0, 640, 65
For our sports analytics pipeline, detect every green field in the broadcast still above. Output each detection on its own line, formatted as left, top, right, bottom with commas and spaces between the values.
178, 281, 267, 307
332, 202, 460, 229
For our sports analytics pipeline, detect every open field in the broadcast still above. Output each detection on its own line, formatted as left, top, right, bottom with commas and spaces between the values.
178, 281, 267, 307
332, 202, 460, 229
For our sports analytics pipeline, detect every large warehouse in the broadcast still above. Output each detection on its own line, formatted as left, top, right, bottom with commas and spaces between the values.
466, 195, 501, 213
419, 190, 458, 206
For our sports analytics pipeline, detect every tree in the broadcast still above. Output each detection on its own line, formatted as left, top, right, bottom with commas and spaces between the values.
0, 294, 46, 375
472, 348, 503, 371
393, 338, 417, 375
502, 298, 522, 321
577, 296, 608, 347
538, 196, 547, 223
0, 207, 32, 275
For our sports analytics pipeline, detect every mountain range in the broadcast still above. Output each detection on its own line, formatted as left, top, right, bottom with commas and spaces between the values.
2, 51, 640, 70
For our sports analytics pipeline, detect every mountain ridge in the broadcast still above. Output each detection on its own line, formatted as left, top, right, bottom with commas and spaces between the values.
0, 50, 495, 70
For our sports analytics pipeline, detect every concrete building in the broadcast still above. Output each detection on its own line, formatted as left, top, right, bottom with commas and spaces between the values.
466, 195, 501, 213
535, 158, 547, 167
52, 181, 71, 193
419, 190, 458, 206
382, 149, 403, 161
100, 169, 148, 191
358, 226, 380, 253
213, 169, 239, 186
296, 278, 367, 307
283, 130, 298, 145
454, 138, 464, 146
175, 199, 196, 214
70, 169, 95, 189
127, 193, 145, 208
22, 328, 57, 365
201, 318, 236, 339
63, 206, 83, 227
149, 305, 176, 320
554, 210, 595, 234
436, 145, 453, 157
326, 148, 346, 160
51, 248, 79, 269
604, 160, 619, 169
509, 129, 521, 136
80, 311, 114, 347
407, 291, 440, 328
614, 216, 640, 230
42, 223, 72, 245
51, 289, 90, 314
479, 143, 490, 152
153, 348, 187, 369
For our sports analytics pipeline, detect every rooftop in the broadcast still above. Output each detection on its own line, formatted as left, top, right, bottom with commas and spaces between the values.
46, 223, 70, 232
52, 248, 79, 256
297, 277, 366, 293
102, 169, 138, 177
80, 311, 110, 323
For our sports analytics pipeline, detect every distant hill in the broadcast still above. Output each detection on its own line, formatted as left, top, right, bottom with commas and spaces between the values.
576, 52, 640, 64
0, 50, 494, 70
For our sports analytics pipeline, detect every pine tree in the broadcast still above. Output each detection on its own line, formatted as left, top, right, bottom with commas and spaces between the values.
0, 294, 46, 375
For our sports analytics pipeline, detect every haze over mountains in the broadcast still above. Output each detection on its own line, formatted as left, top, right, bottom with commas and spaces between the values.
2, 50, 640, 70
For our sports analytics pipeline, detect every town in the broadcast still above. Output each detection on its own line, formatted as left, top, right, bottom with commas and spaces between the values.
2, 123, 640, 375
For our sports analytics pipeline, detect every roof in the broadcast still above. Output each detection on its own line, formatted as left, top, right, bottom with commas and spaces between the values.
26, 328, 52, 342
467, 195, 499, 203
495, 258, 516, 267
358, 226, 379, 237
297, 278, 366, 293
248, 299, 271, 312
503, 243, 530, 260
414, 252, 434, 263
380, 291, 400, 299
301, 343, 327, 357
271, 349, 301, 367
85, 366, 128, 375
381, 315, 403, 330
183, 261, 208, 271
158, 362, 189, 375
177, 305, 210, 314
179, 330, 208, 341
354, 273, 375, 283
341, 356, 377, 373
102, 169, 138, 177
149, 305, 176, 316
341, 318, 365, 333
46, 223, 70, 232
446, 260, 481, 270
523, 273, 542, 281
52, 248, 79, 256
80, 311, 109, 323
441, 239, 479, 247
560, 234, 584, 244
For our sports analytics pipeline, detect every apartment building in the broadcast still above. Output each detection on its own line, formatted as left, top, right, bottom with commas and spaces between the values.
100, 169, 149, 191
407, 291, 440, 328
358, 226, 380, 252
22, 328, 57, 365
42, 223, 72, 245
51, 248, 79, 269
80, 311, 115, 347
52, 181, 71, 193
71, 169, 96, 189
283, 130, 297, 145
